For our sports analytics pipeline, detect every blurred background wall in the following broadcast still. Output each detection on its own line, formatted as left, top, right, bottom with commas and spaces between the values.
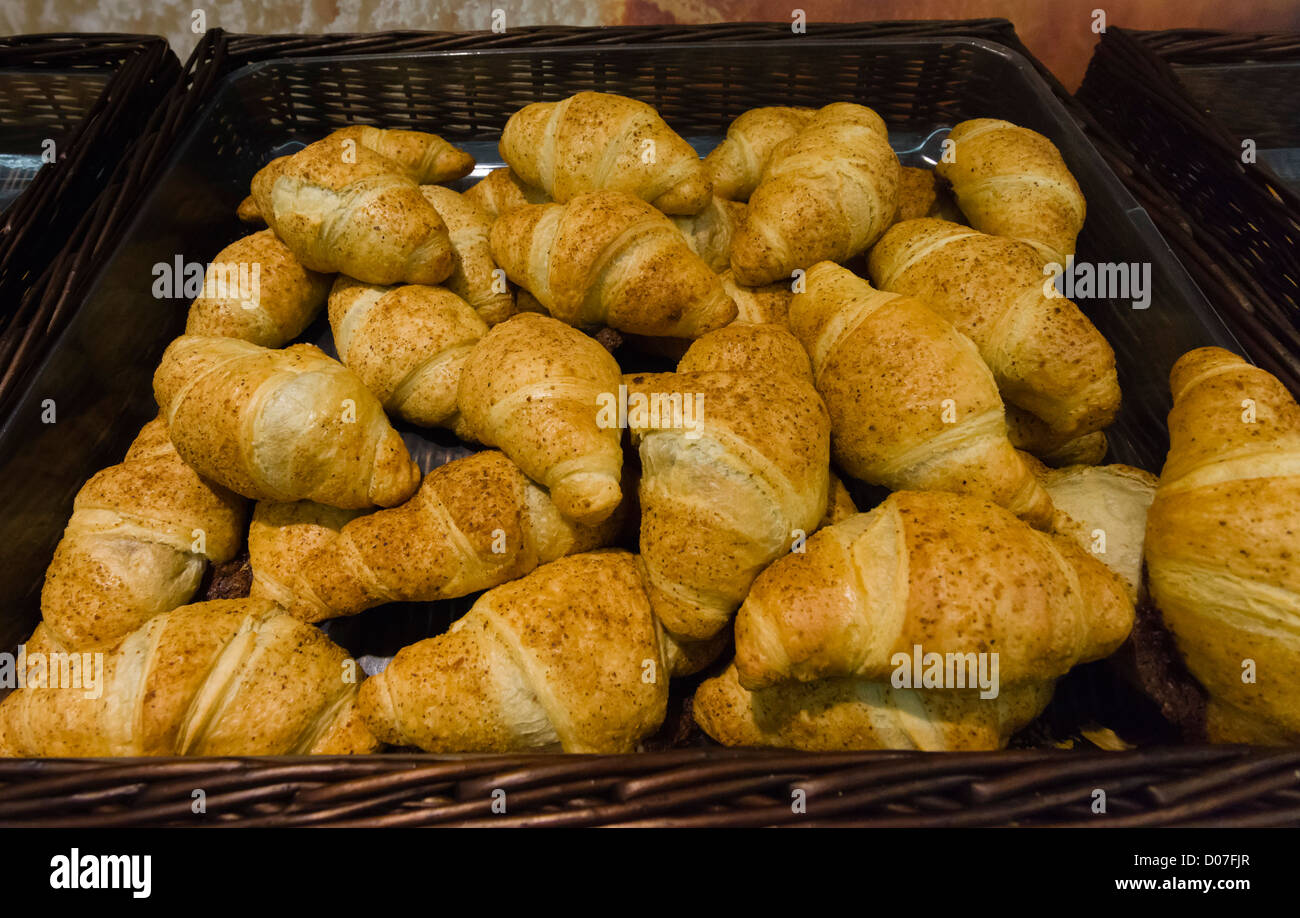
3, 0, 1299, 88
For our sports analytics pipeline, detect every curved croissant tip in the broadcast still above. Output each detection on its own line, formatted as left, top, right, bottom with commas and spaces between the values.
552, 473, 622, 527
652, 179, 713, 216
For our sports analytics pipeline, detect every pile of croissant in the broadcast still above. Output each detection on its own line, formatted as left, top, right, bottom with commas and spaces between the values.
3, 94, 1297, 757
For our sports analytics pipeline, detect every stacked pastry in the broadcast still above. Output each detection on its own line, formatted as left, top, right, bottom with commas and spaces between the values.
4, 97, 1290, 758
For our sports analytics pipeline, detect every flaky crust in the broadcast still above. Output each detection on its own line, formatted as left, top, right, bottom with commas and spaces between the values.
734, 490, 1134, 690
358, 551, 668, 753
720, 268, 794, 326
250, 136, 454, 285
248, 500, 363, 615
184, 229, 329, 347
39, 418, 246, 650
869, 218, 1119, 440
790, 261, 1053, 528
419, 184, 515, 325
730, 103, 899, 285
458, 313, 625, 525
0, 599, 378, 756
704, 106, 815, 201
328, 275, 487, 431
936, 118, 1085, 264
270, 450, 621, 621
1146, 347, 1300, 744
489, 191, 736, 338
500, 91, 710, 215
670, 196, 747, 272
624, 333, 830, 652
695, 663, 1053, 751
153, 335, 420, 509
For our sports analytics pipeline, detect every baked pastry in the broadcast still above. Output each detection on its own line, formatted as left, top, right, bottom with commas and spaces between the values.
250, 135, 455, 285
936, 118, 1085, 264
39, 417, 245, 649
500, 91, 711, 215
327, 125, 474, 184
358, 551, 668, 753
153, 335, 421, 509
490, 191, 736, 338
184, 229, 329, 347
462, 167, 551, 219
418, 184, 515, 325
704, 106, 815, 201
1146, 347, 1300, 744
730, 102, 899, 285
328, 275, 487, 433
734, 489, 1135, 690
0, 599, 378, 756
790, 261, 1054, 528
671, 196, 747, 272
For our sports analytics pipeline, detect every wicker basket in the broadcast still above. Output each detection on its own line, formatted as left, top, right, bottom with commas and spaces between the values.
0, 35, 180, 417
1078, 28, 1300, 399
0, 22, 1293, 829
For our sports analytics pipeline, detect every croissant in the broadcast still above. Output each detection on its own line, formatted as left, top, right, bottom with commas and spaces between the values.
0, 599, 378, 756
624, 326, 830, 652
734, 489, 1134, 690
328, 276, 487, 433
820, 472, 859, 530
327, 125, 474, 184
462, 167, 551, 220
671, 196, 747, 272
489, 191, 736, 338
704, 105, 814, 201
249, 136, 455, 286
695, 663, 1054, 752
457, 313, 624, 525
184, 229, 329, 347
730, 103, 900, 285
500, 91, 710, 215
1027, 457, 1157, 605
248, 500, 364, 613
893, 165, 939, 222
869, 218, 1119, 441
153, 335, 421, 509
790, 262, 1053, 528
256, 450, 621, 622
936, 118, 1085, 265
1146, 347, 1300, 744
39, 418, 245, 650
676, 320, 812, 380
418, 185, 515, 325
359, 551, 667, 753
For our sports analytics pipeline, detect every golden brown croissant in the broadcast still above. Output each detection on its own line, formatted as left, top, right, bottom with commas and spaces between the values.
489, 191, 736, 338
676, 320, 812, 380
250, 136, 454, 285
500, 91, 710, 215
730, 103, 899, 285
869, 218, 1120, 441
1146, 347, 1300, 744
328, 276, 487, 433
327, 125, 474, 184
936, 118, 1085, 264
819, 472, 859, 529
1007, 404, 1109, 466
790, 262, 1053, 528
695, 663, 1053, 752
0, 599, 378, 756
624, 326, 830, 653
670, 196, 747, 272
418, 184, 515, 325
704, 105, 815, 201
39, 418, 245, 650
359, 551, 668, 753
893, 165, 940, 222
458, 313, 624, 525
184, 229, 329, 347
256, 450, 621, 622
462, 166, 551, 220
734, 489, 1134, 690
153, 335, 421, 509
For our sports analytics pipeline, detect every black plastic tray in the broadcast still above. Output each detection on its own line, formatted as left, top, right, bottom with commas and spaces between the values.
0, 37, 1241, 652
